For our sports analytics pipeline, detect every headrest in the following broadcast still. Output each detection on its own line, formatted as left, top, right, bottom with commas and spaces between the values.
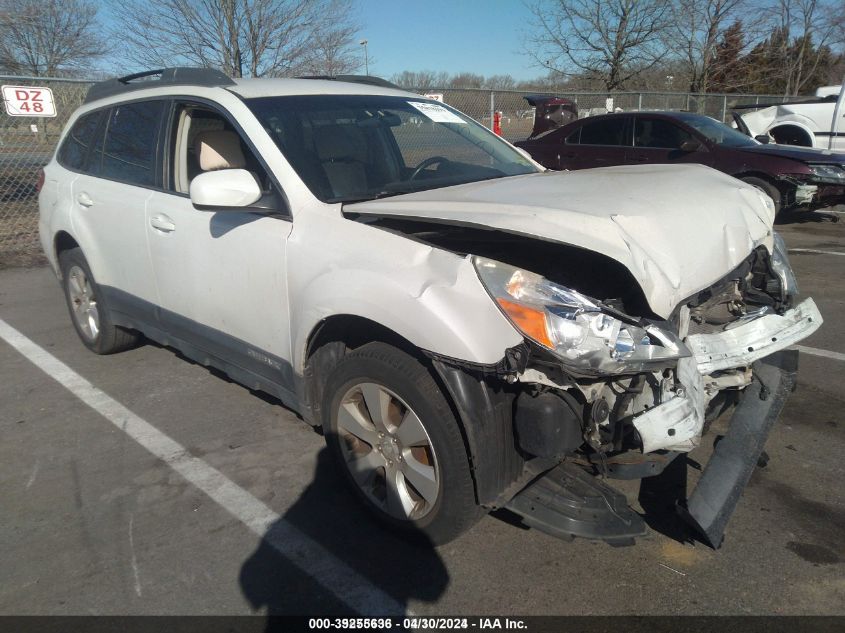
194, 129, 246, 171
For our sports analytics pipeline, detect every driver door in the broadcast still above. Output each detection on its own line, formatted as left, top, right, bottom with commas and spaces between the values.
626, 116, 713, 167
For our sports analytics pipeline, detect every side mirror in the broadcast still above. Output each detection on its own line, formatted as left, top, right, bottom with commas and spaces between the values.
754, 134, 770, 144
680, 139, 702, 152
190, 169, 262, 209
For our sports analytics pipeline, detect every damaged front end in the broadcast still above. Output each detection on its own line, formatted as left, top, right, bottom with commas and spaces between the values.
432, 236, 821, 548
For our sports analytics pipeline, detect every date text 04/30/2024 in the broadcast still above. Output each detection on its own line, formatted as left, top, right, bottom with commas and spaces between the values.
307, 618, 528, 630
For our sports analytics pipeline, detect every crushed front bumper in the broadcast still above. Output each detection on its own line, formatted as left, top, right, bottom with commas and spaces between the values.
686, 298, 821, 374
629, 298, 820, 546
504, 351, 798, 548
633, 298, 821, 453
683, 349, 798, 547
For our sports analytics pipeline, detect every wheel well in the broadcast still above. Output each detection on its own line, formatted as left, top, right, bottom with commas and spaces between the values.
769, 125, 813, 147
736, 171, 783, 190
306, 314, 420, 361
54, 232, 79, 276
736, 171, 779, 185
302, 314, 485, 500
302, 315, 431, 425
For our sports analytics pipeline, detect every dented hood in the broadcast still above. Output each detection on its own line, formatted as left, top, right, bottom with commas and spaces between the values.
346, 164, 775, 318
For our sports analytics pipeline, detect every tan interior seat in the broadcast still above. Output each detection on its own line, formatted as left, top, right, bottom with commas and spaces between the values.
194, 130, 247, 171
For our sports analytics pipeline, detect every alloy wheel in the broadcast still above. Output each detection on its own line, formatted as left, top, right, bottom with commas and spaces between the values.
336, 382, 440, 521
67, 265, 100, 341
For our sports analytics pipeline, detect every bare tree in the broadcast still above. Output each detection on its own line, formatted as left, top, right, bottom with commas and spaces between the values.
770, 0, 841, 95
448, 72, 485, 88
0, 0, 106, 76
390, 70, 450, 91
290, 0, 362, 76
107, 0, 360, 78
524, 0, 674, 90
484, 74, 518, 90
666, 0, 750, 92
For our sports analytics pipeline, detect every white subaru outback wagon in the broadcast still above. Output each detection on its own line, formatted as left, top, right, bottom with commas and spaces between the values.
40, 68, 822, 547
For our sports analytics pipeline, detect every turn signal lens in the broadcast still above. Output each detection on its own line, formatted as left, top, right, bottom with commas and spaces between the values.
496, 298, 554, 348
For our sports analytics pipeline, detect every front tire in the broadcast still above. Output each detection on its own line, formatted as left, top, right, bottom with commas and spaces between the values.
322, 342, 482, 544
741, 176, 782, 214
59, 248, 139, 354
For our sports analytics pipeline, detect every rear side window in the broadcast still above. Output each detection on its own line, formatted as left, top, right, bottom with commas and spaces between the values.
634, 118, 692, 149
57, 111, 102, 171
579, 118, 629, 146
91, 100, 165, 187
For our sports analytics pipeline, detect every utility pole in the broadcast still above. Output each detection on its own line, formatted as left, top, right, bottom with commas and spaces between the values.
359, 39, 369, 76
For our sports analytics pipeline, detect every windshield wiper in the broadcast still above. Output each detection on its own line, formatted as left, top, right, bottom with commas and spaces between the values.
332, 190, 402, 204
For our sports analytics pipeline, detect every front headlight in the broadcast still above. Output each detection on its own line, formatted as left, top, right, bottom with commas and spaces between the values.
771, 232, 799, 298
473, 257, 690, 375
807, 163, 845, 183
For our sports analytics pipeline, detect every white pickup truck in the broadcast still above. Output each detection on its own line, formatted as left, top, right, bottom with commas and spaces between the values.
736, 83, 845, 151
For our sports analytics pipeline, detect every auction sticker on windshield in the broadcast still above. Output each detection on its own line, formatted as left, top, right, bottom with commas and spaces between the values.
409, 101, 465, 124
2, 85, 56, 117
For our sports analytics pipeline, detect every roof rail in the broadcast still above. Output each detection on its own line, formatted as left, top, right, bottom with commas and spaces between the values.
84, 67, 236, 104
296, 74, 403, 90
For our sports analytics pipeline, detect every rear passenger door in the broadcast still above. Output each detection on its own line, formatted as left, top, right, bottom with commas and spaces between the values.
563, 116, 631, 169
68, 100, 165, 316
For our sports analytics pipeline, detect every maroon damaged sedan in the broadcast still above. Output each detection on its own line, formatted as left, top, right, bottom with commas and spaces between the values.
515, 110, 845, 214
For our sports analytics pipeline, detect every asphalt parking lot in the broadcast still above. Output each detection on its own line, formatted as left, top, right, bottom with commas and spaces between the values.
1, 211, 844, 617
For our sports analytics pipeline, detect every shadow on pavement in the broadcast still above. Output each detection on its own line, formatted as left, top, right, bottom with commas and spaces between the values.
239, 444, 449, 625
775, 209, 840, 225
637, 453, 694, 544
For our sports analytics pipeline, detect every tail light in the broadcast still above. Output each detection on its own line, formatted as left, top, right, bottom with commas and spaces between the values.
35, 168, 45, 193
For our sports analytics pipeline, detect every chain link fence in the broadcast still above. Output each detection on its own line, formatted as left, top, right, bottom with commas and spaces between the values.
0, 76, 93, 265
0, 75, 790, 264
416, 87, 790, 142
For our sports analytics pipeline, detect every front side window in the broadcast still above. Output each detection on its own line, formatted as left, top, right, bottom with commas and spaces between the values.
245, 95, 538, 203
634, 118, 692, 149
57, 111, 102, 171
91, 100, 165, 187
579, 118, 629, 146
169, 104, 270, 195
674, 113, 757, 148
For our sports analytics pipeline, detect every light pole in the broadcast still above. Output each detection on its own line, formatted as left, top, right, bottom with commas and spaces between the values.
359, 39, 369, 76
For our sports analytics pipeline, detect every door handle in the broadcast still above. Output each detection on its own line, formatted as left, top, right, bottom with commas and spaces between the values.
150, 214, 176, 233
76, 192, 94, 207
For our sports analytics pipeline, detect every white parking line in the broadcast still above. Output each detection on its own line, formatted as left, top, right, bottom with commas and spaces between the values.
793, 344, 845, 363
0, 317, 405, 616
788, 248, 845, 257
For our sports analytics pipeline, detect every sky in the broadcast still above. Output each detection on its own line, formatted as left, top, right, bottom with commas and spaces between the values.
356, 1, 541, 81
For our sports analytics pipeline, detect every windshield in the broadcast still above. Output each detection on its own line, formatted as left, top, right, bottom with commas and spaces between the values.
674, 112, 757, 148
245, 95, 538, 203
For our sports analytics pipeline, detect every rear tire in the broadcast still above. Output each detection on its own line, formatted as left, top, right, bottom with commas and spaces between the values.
59, 248, 139, 354
322, 342, 483, 544
741, 176, 782, 214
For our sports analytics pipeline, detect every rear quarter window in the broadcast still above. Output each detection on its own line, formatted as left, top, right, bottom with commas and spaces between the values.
57, 111, 102, 171
90, 100, 165, 187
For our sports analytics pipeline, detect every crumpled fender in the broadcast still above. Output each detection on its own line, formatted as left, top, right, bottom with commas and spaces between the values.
287, 209, 522, 373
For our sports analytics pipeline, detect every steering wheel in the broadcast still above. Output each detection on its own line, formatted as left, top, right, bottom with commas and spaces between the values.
409, 156, 449, 180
